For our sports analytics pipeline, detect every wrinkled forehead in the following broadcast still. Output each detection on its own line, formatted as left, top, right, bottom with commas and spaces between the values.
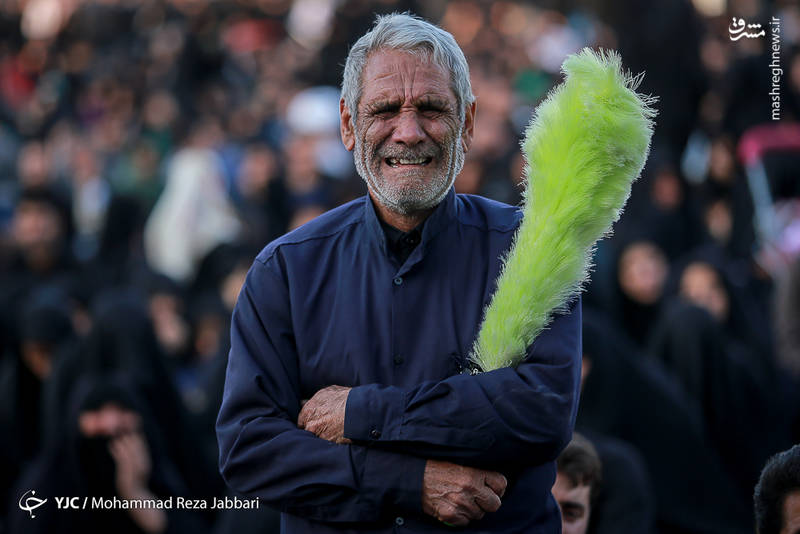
358, 49, 457, 107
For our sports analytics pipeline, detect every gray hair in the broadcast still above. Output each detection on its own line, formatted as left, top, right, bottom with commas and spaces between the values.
341, 12, 474, 123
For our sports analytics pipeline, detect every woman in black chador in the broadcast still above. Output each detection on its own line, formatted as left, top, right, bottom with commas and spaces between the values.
8, 375, 209, 534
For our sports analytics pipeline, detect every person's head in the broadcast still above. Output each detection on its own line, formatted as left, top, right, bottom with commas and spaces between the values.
552, 433, 602, 534
754, 444, 800, 534
617, 240, 668, 306
20, 288, 74, 381
339, 13, 476, 216
12, 187, 71, 270
679, 260, 729, 323
78, 402, 142, 439
16, 140, 49, 187
237, 143, 279, 199
69, 378, 150, 495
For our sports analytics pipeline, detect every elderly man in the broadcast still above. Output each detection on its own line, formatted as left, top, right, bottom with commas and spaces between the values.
217, 13, 581, 533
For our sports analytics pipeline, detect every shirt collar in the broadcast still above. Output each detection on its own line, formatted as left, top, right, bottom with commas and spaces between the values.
380, 221, 421, 249
362, 187, 458, 257
380, 220, 422, 266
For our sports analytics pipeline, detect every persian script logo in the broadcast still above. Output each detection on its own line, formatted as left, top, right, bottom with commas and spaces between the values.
729, 17, 765, 40
19, 490, 47, 518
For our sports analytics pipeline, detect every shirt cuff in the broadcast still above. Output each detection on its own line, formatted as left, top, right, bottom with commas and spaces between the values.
362, 448, 426, 513
344, 384, 407, 441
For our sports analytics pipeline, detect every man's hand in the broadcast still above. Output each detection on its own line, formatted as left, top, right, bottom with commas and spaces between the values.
422, 459, 507, 527
297, 385, 352, 444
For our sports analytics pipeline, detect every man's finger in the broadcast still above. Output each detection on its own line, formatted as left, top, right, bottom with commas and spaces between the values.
473, 487, 502, 513
459, 498, 485, 521
484, 472, 507, 498
437, 504, 471, 527
453, 491, 485, 520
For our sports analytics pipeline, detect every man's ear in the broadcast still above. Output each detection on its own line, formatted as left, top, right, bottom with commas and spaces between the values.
340, 98, 355, 151
461, 100, 477, 153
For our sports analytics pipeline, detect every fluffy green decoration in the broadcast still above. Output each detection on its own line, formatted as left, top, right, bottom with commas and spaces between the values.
470, 48, 657, 372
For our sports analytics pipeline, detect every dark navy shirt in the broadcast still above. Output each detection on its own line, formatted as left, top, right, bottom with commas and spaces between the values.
216, 188, 582, 533
380, 221, 423, 265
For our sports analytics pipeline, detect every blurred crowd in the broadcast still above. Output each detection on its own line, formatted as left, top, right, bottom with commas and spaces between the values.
1, 0, 800, 533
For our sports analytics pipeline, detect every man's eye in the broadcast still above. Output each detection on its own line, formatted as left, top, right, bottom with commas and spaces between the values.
372, 105, 398, 116
419, 105, 445, 114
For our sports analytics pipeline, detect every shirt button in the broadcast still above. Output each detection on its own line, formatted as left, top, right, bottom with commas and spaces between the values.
393, 277, 403, 286
370, 429, 381, 439
393, 355, 404, 365
395, 516, 405, 526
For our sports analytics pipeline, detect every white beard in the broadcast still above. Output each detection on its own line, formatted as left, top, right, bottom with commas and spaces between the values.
352, 125, 465, 215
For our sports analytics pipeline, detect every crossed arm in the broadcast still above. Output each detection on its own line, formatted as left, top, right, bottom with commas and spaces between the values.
217, 260, 581, 526
296, 387, 506, 526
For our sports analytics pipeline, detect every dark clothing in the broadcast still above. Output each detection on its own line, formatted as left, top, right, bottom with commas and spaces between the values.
217, 189, 582, 533
0, 286, 74, 523
8, 376, 209, 534
582, 432, 656, 534
648, 300, 789, 503
578, 310, 752, 533
212, 491, 281, 534
41, 291, 224, 500
380, 221, 423, 265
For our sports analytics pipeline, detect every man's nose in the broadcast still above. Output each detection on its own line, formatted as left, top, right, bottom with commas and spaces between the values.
390, 111, 426, 146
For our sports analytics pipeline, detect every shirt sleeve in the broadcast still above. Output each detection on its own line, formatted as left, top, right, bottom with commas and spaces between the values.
343, 297, 582, 469
216, 259, 426, 522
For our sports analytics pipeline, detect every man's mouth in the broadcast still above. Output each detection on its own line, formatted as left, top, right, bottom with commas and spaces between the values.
385, 157, 432, 167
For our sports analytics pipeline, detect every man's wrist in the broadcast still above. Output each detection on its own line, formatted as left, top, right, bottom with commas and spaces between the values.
343, 384, 407, 442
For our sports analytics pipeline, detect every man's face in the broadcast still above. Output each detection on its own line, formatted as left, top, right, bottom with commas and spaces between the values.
781, 490, 800, 534
552, 472, 591, 534
340, 49, 475, 215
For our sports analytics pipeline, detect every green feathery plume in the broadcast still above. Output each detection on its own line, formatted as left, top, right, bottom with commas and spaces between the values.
470, 48, 657, 372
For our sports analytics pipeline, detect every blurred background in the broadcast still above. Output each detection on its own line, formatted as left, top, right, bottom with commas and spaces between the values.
0, 0, 799, 533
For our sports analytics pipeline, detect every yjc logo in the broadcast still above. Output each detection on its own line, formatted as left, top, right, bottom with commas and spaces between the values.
18, 490, 47, 518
